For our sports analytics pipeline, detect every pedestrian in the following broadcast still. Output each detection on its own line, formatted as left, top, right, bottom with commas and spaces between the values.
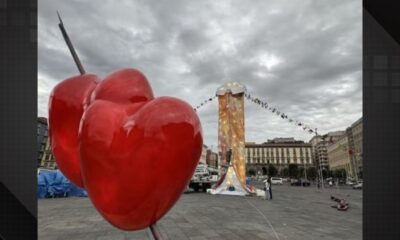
267, 176, 272, 200
263, 178, 269, 200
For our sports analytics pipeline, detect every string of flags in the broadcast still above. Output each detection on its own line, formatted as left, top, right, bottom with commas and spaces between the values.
193, 95, 218, 111
243, 91, 317, 135
192, 92, 318, 135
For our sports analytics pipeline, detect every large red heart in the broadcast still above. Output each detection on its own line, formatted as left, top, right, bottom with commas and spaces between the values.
48, 74, 100, 187
78, 69, 203, 230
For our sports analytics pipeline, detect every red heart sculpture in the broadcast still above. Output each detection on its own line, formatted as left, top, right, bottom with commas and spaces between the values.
51, 68, 203, 230
48, 74, 100, 187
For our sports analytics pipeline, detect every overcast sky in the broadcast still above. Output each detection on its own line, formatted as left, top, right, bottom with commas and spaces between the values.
38, 0, 362, 149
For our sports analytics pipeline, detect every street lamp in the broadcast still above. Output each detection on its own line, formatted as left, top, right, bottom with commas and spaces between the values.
319, 165, 325, 189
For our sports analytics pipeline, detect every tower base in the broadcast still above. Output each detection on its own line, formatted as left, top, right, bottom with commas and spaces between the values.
209, 166, 252, 196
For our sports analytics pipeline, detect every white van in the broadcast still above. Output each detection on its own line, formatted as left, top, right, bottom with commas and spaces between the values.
271, 177, 283, 185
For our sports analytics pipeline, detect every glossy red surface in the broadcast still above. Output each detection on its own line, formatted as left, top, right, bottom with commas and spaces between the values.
49, 68, 202, 230
48, 74, 100, 187
80, 97, 202, 230
90, 68, 154, 104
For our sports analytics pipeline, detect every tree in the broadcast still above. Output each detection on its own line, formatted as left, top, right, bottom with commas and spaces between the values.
247, 168, 256, 176
281, 168, 289, 177
289, 164, 298, 178
322, 169, 328, 179
298, 167, 305, 178
334, 169, 347, 179
307, 167, 318, 180
341, 169, 347, 179
333, 169, 341, 178
268, 165, 278, 177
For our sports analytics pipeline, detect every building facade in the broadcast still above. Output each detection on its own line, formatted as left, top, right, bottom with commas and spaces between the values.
309, 131, 345, 171
40, 136, 57, 169
309, 135, 323, 166
346, 117, 363, 179
245, 138, 313, 175
206, 149, 219, 169
199, 144, 208, 165
326, 135, 353, 178
37, 117, 48, 167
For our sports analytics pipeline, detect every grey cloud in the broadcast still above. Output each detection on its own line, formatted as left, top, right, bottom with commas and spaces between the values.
38, 0, 362, 146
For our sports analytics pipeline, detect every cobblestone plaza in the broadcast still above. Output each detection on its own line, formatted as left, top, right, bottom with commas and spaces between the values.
39, 184, 362, 240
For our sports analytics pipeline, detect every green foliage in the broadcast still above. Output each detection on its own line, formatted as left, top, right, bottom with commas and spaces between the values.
289, 164, 298, 178
333, 169, 347, 179
247, 168, 256, 176
307, 167, 318, 180
322, 169, 328, 179
281, 168, 289, 177
298, 167, 305, 178
268, 165, 278, 177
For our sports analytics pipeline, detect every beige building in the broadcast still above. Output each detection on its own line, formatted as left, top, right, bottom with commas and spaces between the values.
199, 144, 208, 165
206, 149, 219, 169
347, 117, 363, 179
245, 138, 313, 175
309, 135, 323, 167
40, 136, 57, 169
326, 135, 353, 178
37, 117, 48, 167
309, 131, 345, 170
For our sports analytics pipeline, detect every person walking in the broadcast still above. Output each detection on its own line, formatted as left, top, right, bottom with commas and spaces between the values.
263, 177, 269, 200
267, 176, 272, 200
263, 177, 270, 200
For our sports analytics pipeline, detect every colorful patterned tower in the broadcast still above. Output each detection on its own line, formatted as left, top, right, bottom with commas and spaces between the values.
212, 82, 250, 195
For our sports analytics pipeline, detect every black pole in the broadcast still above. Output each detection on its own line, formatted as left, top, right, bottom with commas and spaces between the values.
57, 11, 86, 75
57, 12, 167, 240
149, 223, 165, 240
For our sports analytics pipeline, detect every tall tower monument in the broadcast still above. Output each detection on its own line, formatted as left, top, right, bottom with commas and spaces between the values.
212, 82, 251, 195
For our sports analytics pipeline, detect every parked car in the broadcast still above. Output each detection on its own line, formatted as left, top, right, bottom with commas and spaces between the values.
271, 177, 283, 185
353, 182, 363, 189
291, 179, 310, 187
300, 179, 311, 186
346, 180, 356, 185
290, 179, 301, 186
257, 175, 268, 181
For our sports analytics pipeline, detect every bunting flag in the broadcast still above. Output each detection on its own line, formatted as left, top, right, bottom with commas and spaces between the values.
192, 91, 318, 135
243, 91, 317, 134
193, 95, 218, 111
348, 149, 353, 155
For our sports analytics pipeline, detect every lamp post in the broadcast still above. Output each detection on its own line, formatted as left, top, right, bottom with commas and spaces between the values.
353, 152, 359, 182
319, 165, 324, 189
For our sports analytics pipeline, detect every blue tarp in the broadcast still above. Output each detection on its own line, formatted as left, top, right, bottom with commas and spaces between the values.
37, 169, 87, 198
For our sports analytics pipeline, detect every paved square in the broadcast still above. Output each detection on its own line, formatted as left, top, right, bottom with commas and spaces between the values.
38, 184, 362, 240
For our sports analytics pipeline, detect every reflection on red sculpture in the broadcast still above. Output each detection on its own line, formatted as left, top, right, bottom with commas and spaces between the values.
49, 74, 100, 187
48, 68, 203, 230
